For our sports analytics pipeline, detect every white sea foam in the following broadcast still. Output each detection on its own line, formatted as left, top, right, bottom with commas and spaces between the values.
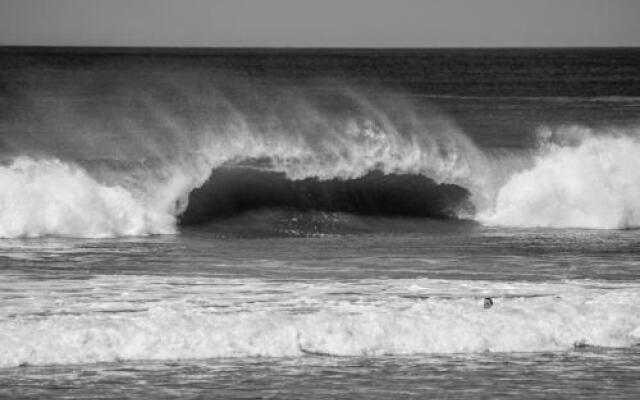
479, 127, 640, 229
1, 277, 638, 367
0, 157, 177, 238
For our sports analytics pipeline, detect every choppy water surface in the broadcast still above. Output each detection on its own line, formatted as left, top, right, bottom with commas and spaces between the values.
2, 352, 640, 400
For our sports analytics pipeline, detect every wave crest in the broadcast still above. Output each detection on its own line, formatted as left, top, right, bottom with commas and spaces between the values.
3, 69, 639, 236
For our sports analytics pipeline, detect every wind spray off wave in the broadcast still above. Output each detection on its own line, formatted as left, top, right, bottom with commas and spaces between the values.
1, 60, 639, 236
0, 80, 497, 237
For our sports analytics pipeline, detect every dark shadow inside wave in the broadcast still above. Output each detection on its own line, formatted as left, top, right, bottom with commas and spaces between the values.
179, 168, 473, 226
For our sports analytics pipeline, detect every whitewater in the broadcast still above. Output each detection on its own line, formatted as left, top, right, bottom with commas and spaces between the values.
1, 48, 640, 399
1, 276, 639, 368
1, 124, 639, 238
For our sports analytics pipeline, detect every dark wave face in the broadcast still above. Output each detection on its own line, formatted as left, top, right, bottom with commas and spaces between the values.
179, 168, 473, 226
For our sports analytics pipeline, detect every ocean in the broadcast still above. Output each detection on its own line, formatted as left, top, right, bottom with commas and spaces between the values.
0, 47, 639, 399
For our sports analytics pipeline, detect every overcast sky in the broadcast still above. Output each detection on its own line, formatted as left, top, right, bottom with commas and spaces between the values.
0, 0, 638, 47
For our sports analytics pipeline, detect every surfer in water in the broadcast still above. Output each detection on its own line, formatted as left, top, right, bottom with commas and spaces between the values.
484, 297, 493, 309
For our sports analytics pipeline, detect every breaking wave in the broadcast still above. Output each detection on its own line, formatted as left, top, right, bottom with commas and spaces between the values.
479, 127, 640, 229
0, 158, 176, 238
1, 277, 639, 367
0, 76, 496, 238
1, 64, 639, 237
2, 124, 640, 237
2, 125, 640, 237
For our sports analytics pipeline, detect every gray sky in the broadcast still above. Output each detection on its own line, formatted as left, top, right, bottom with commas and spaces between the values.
0, 0, 638, 47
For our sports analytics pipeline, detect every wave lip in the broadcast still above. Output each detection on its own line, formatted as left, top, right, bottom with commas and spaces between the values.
1, 277, 639, 368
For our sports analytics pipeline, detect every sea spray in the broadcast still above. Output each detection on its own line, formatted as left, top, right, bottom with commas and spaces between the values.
479, 127, 640, 229
0, 157, 179, 238
3, 60, 640, 235
0, 84, 497, 237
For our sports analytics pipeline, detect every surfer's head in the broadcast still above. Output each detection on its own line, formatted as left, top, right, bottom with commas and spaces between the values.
484, 297, 493, 309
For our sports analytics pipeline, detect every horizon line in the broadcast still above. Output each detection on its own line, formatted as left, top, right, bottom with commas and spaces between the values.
2, 45, 639, 51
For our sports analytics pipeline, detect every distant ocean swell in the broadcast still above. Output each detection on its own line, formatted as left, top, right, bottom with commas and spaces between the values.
0, 82, 639, 237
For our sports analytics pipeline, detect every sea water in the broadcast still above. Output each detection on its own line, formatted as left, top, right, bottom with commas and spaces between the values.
0, 48, 639, 399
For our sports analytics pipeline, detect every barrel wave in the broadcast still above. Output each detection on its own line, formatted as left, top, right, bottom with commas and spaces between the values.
0, 69, 493, 237
1, 58, 639, 236
179, 168, 472, 225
